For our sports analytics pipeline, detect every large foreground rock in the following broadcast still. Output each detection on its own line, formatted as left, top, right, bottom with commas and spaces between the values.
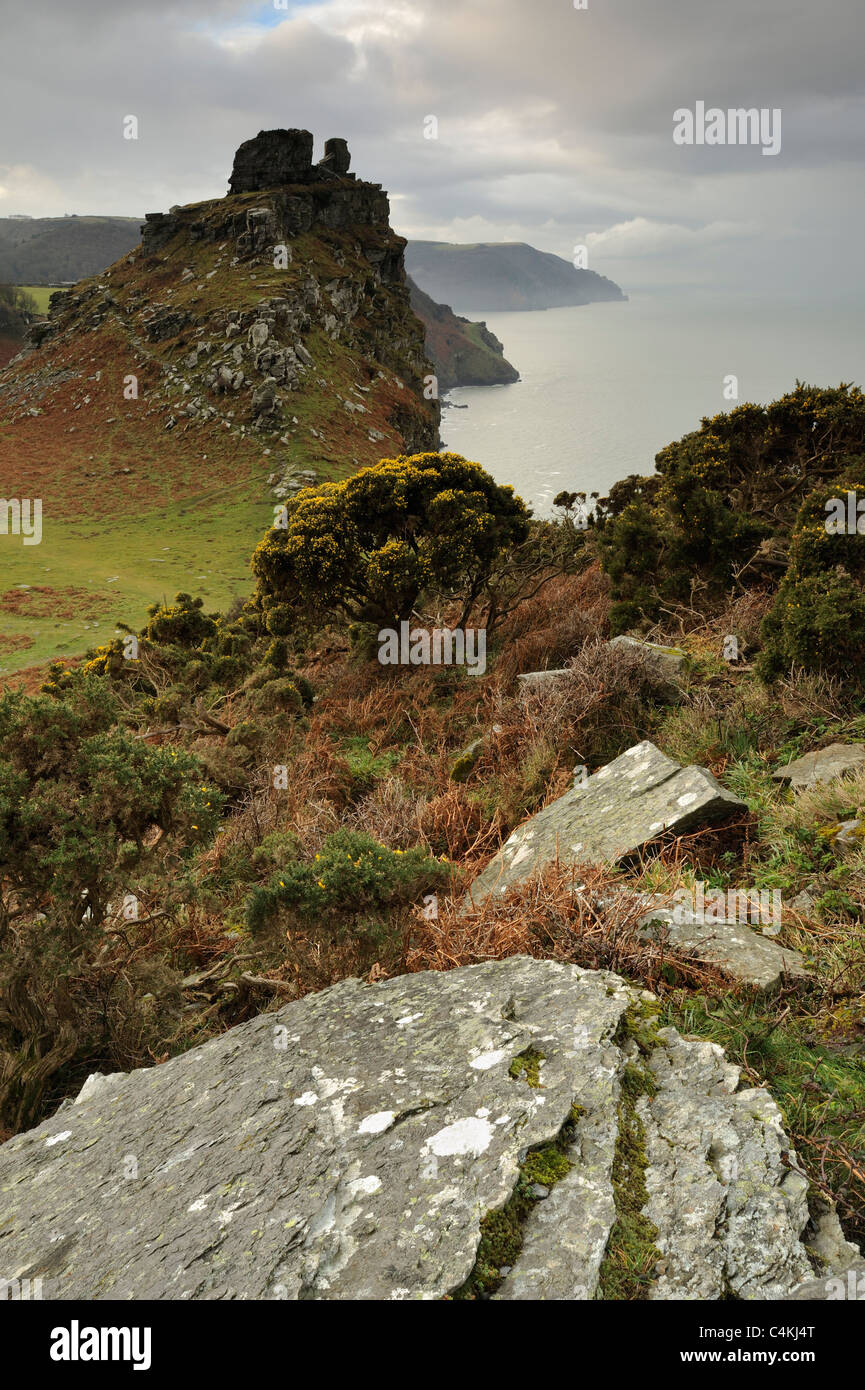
0, 958, 843, 1301
466, 741, 745, 908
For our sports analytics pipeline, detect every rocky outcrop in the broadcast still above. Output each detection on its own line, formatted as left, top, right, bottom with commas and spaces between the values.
227, 130, 356, 194
466, 741, 746, 908
228, 128, 316, 193
0, 957, 844, 1301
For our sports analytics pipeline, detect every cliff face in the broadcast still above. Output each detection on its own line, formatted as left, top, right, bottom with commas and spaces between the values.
408, 277, 520, 391
0, 130, 440, 670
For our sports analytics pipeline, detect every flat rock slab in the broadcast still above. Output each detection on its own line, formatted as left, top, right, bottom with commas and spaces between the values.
607, 635, 687, 672
516, 668, 570, 690
0, 958, 840, 1302
639, 903, 808, 992
466, 741, 746, 908
772, 743, 865, 791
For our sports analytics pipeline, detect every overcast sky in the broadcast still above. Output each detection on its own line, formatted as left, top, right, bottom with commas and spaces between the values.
1, 0, 863, 301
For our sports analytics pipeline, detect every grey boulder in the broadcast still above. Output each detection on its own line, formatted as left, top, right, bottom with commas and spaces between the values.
465, 741, 745, 908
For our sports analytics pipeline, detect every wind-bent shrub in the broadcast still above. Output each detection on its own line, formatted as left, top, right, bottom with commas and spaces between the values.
250, 452, 530, 633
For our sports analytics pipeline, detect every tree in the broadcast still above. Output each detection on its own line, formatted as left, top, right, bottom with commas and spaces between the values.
0, 284, 37, 338
251, 452, 530, 634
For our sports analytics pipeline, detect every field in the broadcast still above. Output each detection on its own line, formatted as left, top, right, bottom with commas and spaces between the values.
14, 285, 63, 313
0, 488, 275, 675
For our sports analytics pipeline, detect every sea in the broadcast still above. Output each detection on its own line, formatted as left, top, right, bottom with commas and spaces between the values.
439, 295, 865, 515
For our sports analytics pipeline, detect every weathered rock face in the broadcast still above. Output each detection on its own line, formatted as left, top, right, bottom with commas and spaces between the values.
772, 743, 865, 791
466, 741, 746, 908
228, 128, 315, 193
0, 958, 840, 1300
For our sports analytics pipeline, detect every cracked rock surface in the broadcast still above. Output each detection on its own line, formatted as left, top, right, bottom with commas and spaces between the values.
0, 959, 848, 1300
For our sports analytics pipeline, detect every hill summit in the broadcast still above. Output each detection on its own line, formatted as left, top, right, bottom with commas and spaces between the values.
0, 129, 440, 671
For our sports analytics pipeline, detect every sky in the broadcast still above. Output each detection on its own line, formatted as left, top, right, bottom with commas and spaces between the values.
1, 0, 863, 302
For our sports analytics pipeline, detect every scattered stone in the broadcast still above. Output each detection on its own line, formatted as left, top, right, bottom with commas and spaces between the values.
450, 737, 485, 783
0, 958, 846, 1301
772, 743, 865, 791
465, 741, 745, 908
638, 900, 808, 992
516, 668, 570, 690
822, 818, 863, 848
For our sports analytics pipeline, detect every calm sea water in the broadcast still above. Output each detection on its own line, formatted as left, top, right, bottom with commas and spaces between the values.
439, 297, 865, 515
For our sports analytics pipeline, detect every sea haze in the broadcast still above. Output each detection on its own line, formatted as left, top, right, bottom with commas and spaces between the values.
439, 297, 865, 515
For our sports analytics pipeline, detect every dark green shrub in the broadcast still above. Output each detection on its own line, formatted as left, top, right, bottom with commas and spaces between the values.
757, 468, 865, 681
245, 829, 448, 936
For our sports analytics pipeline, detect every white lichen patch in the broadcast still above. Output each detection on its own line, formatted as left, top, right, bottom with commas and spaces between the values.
424, 1116, 494, 1158
294, 1091, 318, 1107
44, 1130, 72, 1148
470, 1049, 508, 1071
349, 1175, 382, 1197
358, 1111, 397, 1135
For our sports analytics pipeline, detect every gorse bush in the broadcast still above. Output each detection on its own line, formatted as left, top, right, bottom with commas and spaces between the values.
0, 678, 222, 931
245, 829, 449, 937
251, 452, 530, 634
757, 468, 865, 681
596, 383, 865, 633
0, 676, 224, 1131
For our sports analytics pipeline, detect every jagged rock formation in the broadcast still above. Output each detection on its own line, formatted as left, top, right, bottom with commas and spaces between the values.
2, 131, 438, 464
0, 958, 846, 1300
228, 128, 316, 192
466, 741, 746, 908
